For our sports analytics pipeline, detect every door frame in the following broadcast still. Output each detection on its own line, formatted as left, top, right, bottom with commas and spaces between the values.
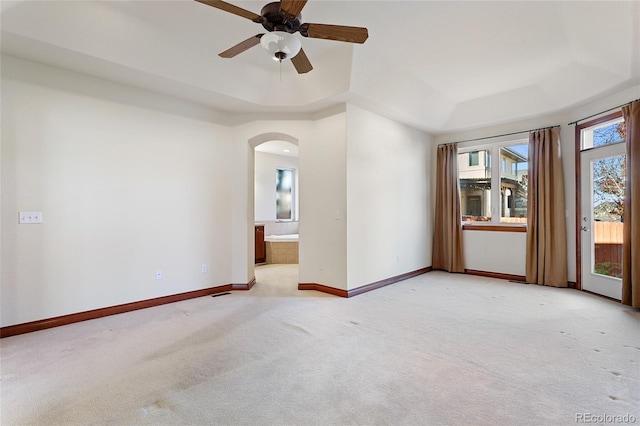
574, 111, 623, 292
579, 143, 625, 299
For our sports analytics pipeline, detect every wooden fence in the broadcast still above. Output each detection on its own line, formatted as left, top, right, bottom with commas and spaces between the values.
593, 222, 623, 277
593, 221, 623, 244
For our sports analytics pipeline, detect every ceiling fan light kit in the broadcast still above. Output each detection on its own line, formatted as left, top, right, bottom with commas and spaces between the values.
195, 0, 368, 74
260, 31, 301, 62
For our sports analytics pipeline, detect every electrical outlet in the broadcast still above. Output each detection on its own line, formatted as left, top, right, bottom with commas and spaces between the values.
19, 212, 43, 224
201, 264, 207, 273
319, 262, 324, 271
155, 270, 163, 280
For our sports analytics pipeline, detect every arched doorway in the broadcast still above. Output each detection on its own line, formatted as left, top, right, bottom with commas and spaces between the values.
249, 133, 300, 289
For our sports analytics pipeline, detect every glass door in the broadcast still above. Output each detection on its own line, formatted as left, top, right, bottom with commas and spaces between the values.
580, 143, 625, 300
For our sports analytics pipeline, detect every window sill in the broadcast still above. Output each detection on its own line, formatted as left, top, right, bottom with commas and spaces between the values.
462, 223, 527, 232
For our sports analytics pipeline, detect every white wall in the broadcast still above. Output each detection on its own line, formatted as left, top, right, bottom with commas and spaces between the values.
12, 51, 626, 327
299, 112, 348, 289
1, 56, 237, 326
463, 231, 526, 276
236, 106, 433, 292
231, 114, 349, 290
254, 151, 299, 222
346, 105, 432, 290
1, 56, 434, 328
434, 84, 640, 282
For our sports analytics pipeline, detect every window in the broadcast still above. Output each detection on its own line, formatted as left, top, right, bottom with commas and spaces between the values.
466, 196, 483, 217
578, 113, 626, 282
459, 149, 491, 221
500, 145, 528, 223
469, 151, 479, 166
581, 117, 625, 150
459, 141, 528, 224
276, 168, 293, 220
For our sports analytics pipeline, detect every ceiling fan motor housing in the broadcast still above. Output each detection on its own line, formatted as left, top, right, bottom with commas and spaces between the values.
258, 2, 302, 33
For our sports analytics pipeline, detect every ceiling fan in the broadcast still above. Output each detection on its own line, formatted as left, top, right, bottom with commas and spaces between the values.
195, 0, 369, 74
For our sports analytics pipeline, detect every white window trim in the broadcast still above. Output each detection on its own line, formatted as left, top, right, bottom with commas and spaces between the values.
458, 137, 528, 226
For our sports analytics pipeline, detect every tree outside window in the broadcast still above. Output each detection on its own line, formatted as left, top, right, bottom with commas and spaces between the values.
592, 122, 626, 222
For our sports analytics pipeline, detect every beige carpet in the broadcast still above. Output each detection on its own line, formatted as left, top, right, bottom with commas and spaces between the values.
1, 265, 639, 425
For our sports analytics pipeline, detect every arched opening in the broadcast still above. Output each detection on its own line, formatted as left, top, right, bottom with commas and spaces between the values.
249, 132, 300, 291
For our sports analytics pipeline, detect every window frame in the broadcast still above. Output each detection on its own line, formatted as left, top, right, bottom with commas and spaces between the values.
458, 137, 529, 230
580, 115, 625, 151
574, 110, 624, 290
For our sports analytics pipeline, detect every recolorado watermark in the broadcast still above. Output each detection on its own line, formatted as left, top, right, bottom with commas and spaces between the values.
576, 413, 637, 423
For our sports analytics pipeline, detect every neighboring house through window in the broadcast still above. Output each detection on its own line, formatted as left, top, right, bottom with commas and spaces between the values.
458, 140, 528, 224
469, 151, 479, 166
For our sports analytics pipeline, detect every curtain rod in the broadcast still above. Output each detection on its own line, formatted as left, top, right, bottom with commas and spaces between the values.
568, 98, 640, 126
438, 125, 560, 146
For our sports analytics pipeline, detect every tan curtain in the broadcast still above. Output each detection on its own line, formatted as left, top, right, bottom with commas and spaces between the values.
622, 100, 640, 308
526, 127, 568, 287
432, 144, 464, 272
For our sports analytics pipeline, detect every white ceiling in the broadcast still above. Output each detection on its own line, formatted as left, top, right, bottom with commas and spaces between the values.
2, 0, 639, 134
255, 140, 298, 157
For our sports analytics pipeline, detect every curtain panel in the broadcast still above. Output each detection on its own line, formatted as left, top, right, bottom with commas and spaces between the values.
526, 127, 568, 287
432, 144, 464, 273
622, 100, 640, 308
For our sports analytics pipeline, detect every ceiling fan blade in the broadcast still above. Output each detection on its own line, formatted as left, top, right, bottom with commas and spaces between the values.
194, 0, 261, 21
279, 0, 308, 19
300, 23, 368, 44
291, 48, 313, 74
219, 34, 264, 58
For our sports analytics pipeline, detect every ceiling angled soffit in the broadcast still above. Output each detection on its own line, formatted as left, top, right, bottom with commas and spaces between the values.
0, 32, 271, 118
349, 1, 639, 133
347, 1, 570, 132
441, 1, 638, 132
348, 55, 456, 133
560, 1, 638, 78
0, 0, 355, 108
1, 0, 639, 133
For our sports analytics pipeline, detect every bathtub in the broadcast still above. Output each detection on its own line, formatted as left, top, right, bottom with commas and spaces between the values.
265, 234, 299, 264
265, 234, 299, 242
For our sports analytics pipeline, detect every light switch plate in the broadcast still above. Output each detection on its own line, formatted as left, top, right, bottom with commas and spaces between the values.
19, 212, 42, 224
